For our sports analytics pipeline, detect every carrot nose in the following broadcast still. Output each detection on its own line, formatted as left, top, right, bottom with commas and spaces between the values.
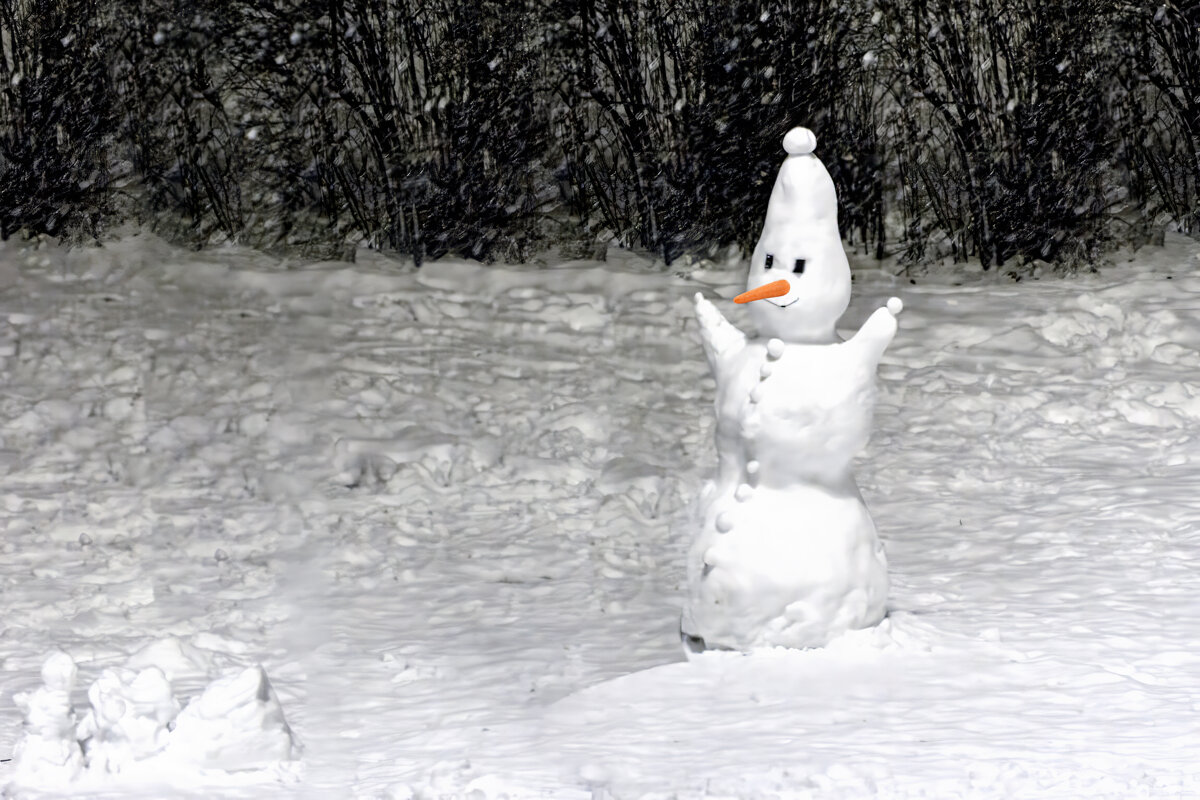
734, 279, 791, 304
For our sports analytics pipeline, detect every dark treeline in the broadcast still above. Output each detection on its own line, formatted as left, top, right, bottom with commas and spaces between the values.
0, 0, 1196, 270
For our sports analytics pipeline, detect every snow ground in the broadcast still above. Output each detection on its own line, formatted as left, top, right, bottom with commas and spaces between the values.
1, 231, 1199, 799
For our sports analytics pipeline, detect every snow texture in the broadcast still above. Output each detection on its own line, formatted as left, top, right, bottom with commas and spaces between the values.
2, 228, 1200, 798
682, 129, 898, 650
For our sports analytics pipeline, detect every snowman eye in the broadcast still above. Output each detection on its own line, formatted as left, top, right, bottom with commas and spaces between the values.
764, 254, 774, 269
793, 258, 806, 274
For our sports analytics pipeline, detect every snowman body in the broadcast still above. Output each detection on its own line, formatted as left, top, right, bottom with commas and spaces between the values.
683, 322, 893, 651
681, 127, 898, 652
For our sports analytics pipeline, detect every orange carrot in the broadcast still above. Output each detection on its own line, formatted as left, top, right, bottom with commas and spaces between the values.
734, 279, 791, 304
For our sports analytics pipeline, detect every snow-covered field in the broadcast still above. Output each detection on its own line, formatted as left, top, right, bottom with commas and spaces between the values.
2, 231, 1199, 799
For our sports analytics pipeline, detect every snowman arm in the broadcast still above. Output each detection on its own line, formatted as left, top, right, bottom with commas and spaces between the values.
848, 297, 901, 366
694, 293, 746, 371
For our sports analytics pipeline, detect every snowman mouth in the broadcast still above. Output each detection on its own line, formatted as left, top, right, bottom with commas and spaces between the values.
766, 298, 799, 308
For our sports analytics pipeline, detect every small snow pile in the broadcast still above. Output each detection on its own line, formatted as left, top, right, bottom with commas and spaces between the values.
9, 650, 297, 789
75, 664, 180, 774
163, 665, 295, 771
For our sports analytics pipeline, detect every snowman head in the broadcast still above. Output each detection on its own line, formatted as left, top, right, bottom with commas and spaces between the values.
737, 127, 850, 344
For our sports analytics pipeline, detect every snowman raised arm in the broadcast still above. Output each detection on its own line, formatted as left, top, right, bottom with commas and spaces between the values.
684, 127, 901, 654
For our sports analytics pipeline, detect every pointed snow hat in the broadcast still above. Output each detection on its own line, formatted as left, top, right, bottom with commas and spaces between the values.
760, 127, 840, 236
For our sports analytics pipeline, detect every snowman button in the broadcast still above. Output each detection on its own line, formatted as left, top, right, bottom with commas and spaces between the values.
759, 364, 773, 379
735, 484, 753, 502
749, 387, 762, 403
766, 338, 785, 359
715, 513, 734, 533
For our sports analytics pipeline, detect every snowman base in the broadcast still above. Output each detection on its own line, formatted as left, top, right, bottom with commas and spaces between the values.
681, 630, 705, 658
682, 475, 889, 653
679, 628, 735, 660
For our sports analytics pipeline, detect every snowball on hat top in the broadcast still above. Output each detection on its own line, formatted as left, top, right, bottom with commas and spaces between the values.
782, 126, 817, 155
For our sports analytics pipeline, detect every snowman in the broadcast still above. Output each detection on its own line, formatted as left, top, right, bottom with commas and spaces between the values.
11, 652, 85, 785
682, 126, 902, 653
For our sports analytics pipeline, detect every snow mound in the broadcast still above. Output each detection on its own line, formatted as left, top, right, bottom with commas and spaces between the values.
8, 651, 297, 791
76, 665, 180, 774
163, 665, 296, 772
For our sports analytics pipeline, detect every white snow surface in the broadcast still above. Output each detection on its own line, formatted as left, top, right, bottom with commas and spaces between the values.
2, 231, 1200, 798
